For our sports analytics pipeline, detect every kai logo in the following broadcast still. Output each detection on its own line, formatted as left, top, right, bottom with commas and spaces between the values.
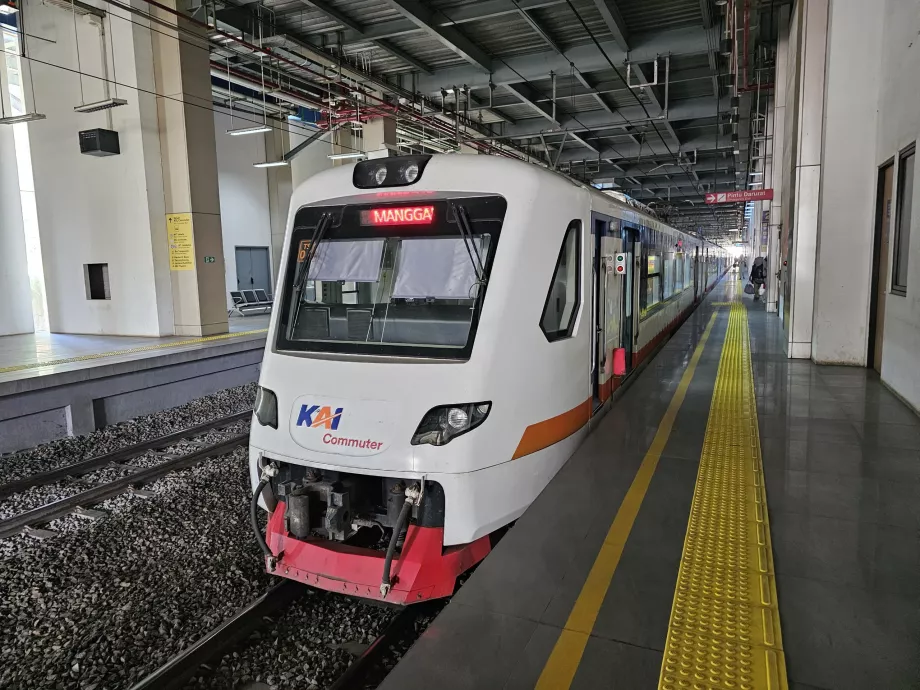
297, 405, 343, 430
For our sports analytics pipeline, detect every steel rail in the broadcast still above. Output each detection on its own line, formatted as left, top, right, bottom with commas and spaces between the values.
0, 411, 252, 500
0, 434, 249, 539
329, 602, 436, 690
127, 580, 307, 690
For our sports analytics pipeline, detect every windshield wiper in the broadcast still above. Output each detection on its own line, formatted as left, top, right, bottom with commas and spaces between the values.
452, 204, 486, 288
290, 211, 332, 332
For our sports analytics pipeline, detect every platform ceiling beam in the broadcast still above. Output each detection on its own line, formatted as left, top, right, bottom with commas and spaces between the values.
414, 27, 717, 93
492, 95, 729, 140
383, 0, 493, 72
592, 0, 630, 50
501, 82, 599, 154
292, 0, 433, 73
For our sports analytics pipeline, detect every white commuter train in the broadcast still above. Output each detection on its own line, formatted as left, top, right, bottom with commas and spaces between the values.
249, 153, 727, 603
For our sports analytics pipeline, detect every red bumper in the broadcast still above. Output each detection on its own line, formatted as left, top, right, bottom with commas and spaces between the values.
265, 502, 491, 604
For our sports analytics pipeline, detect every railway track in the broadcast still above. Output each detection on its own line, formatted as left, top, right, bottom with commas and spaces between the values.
129, 582, 432, 690
0, 411, 251, 499
0, 412, 252, 539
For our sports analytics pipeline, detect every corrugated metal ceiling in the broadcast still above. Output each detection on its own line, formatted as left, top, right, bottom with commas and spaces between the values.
618, 0, 703, 34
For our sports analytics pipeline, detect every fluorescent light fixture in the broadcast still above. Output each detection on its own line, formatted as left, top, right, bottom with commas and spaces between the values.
327, 152, 366, 161
0, 112, 46, 125
74, 98, 128, 113
0, 3, 18, 14
749, 171, 763, 176
253, 160, 289, 168
228, 124, 272, 136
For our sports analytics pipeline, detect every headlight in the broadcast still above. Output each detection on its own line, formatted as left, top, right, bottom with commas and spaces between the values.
254, 386, 278, 429
353, 154, 431, 188
411, 402, 491, 446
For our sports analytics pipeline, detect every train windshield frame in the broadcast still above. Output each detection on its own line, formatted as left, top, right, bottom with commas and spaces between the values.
275, 195, 507, 359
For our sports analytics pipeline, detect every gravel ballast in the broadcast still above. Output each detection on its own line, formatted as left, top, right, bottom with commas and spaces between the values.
0, 447, 271, 690
0, 383, 257, 486
185, 593, 397, 690
0, 382, 446, 690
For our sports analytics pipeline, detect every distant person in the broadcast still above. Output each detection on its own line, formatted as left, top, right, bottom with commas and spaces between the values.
741, 258, 748, 281
750, 257, 766, 302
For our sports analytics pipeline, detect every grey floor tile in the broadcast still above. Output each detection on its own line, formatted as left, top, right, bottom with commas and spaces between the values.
570, 635, 662, 690
769, 511, 920, 596
502, 623, 565, 690
761, 436, 920, 482
776, 574, 920, 690
379, 603, 537, 690
844, 400, 920, 426
765, 468, 920, 529
855, 422, 920, 450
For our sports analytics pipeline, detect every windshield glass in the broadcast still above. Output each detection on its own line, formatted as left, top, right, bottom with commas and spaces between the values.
276, 196, 506, 359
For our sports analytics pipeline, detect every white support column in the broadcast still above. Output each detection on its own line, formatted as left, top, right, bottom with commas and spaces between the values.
22, 0, 173, 336
784, 0, 829, 359
0, 94, 33, 336
811, 0, 884, 364
151, 0, 228, 336
766, 7, 788, 315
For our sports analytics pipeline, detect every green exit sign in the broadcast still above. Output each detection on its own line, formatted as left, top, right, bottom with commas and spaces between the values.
204, 256, 216, 263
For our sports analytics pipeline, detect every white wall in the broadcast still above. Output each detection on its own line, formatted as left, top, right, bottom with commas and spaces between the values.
23, 0, 171, 336
0, 124, 33, 336
877, 0, 920, 410
213, 107, 272, 307
811, 0, 883, 364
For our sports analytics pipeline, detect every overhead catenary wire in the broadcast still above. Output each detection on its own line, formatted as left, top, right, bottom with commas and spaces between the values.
561, 0, 725, 235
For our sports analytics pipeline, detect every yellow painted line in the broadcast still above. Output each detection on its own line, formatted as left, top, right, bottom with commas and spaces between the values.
0, 329, 268, 375
658, 301, 788, 690
535, 309, 720, 690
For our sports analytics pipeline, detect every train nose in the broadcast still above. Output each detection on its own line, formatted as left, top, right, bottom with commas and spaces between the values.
288, 395, 400, 457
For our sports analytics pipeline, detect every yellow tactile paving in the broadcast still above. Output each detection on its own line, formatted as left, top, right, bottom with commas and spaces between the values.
0, 329, 268, 375
658, 300, 788, 690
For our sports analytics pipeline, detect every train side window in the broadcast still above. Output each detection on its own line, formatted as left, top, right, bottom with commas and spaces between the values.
540, 220, 581, 341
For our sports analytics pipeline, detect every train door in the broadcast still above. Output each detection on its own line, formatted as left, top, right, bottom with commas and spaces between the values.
620, 225, 639, 374
693, 246, 700, 300
591, 217, 606, 409
868, 161, 894, 372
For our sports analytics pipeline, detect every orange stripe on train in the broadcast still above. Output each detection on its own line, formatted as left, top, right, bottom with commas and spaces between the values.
512, 399, 591, 460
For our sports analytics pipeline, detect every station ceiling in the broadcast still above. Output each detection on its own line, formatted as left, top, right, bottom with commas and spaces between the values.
208, 0, 781, 238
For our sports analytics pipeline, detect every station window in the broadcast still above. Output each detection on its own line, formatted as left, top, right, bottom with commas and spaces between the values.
540, 220, 581, 341
84, 263, 111, 300
892, 144, 915, 296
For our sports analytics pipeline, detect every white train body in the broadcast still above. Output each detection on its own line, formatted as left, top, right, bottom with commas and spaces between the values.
249, 154, 725, 602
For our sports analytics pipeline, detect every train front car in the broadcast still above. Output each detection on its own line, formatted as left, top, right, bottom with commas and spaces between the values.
249, 154, 585, 604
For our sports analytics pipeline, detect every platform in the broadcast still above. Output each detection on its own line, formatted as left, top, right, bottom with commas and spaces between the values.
0, 316, 269, 453
379, 280, 920, 690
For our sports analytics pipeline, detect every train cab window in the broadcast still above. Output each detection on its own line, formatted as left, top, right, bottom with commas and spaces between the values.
540, 221, 581, 342
276, 196, 507, 359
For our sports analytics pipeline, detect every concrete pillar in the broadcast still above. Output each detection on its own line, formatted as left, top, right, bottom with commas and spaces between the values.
783, 0, 828, 359
363, 116, 396, 159
151, 0, 228, 336
265, 122, 293, 287
0, 49, 34, 336
22, 0, 172, 336
766, 7, 789, 315
811, 0, 884, 364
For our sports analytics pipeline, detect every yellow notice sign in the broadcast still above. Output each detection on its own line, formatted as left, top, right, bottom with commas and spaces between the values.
167, 214, 195, 271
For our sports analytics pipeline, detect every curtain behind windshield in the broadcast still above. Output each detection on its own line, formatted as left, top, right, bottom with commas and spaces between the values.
276, 197, 506, 359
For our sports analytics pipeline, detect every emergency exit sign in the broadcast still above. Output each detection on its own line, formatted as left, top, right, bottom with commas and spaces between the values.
704, 189, 774, 204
